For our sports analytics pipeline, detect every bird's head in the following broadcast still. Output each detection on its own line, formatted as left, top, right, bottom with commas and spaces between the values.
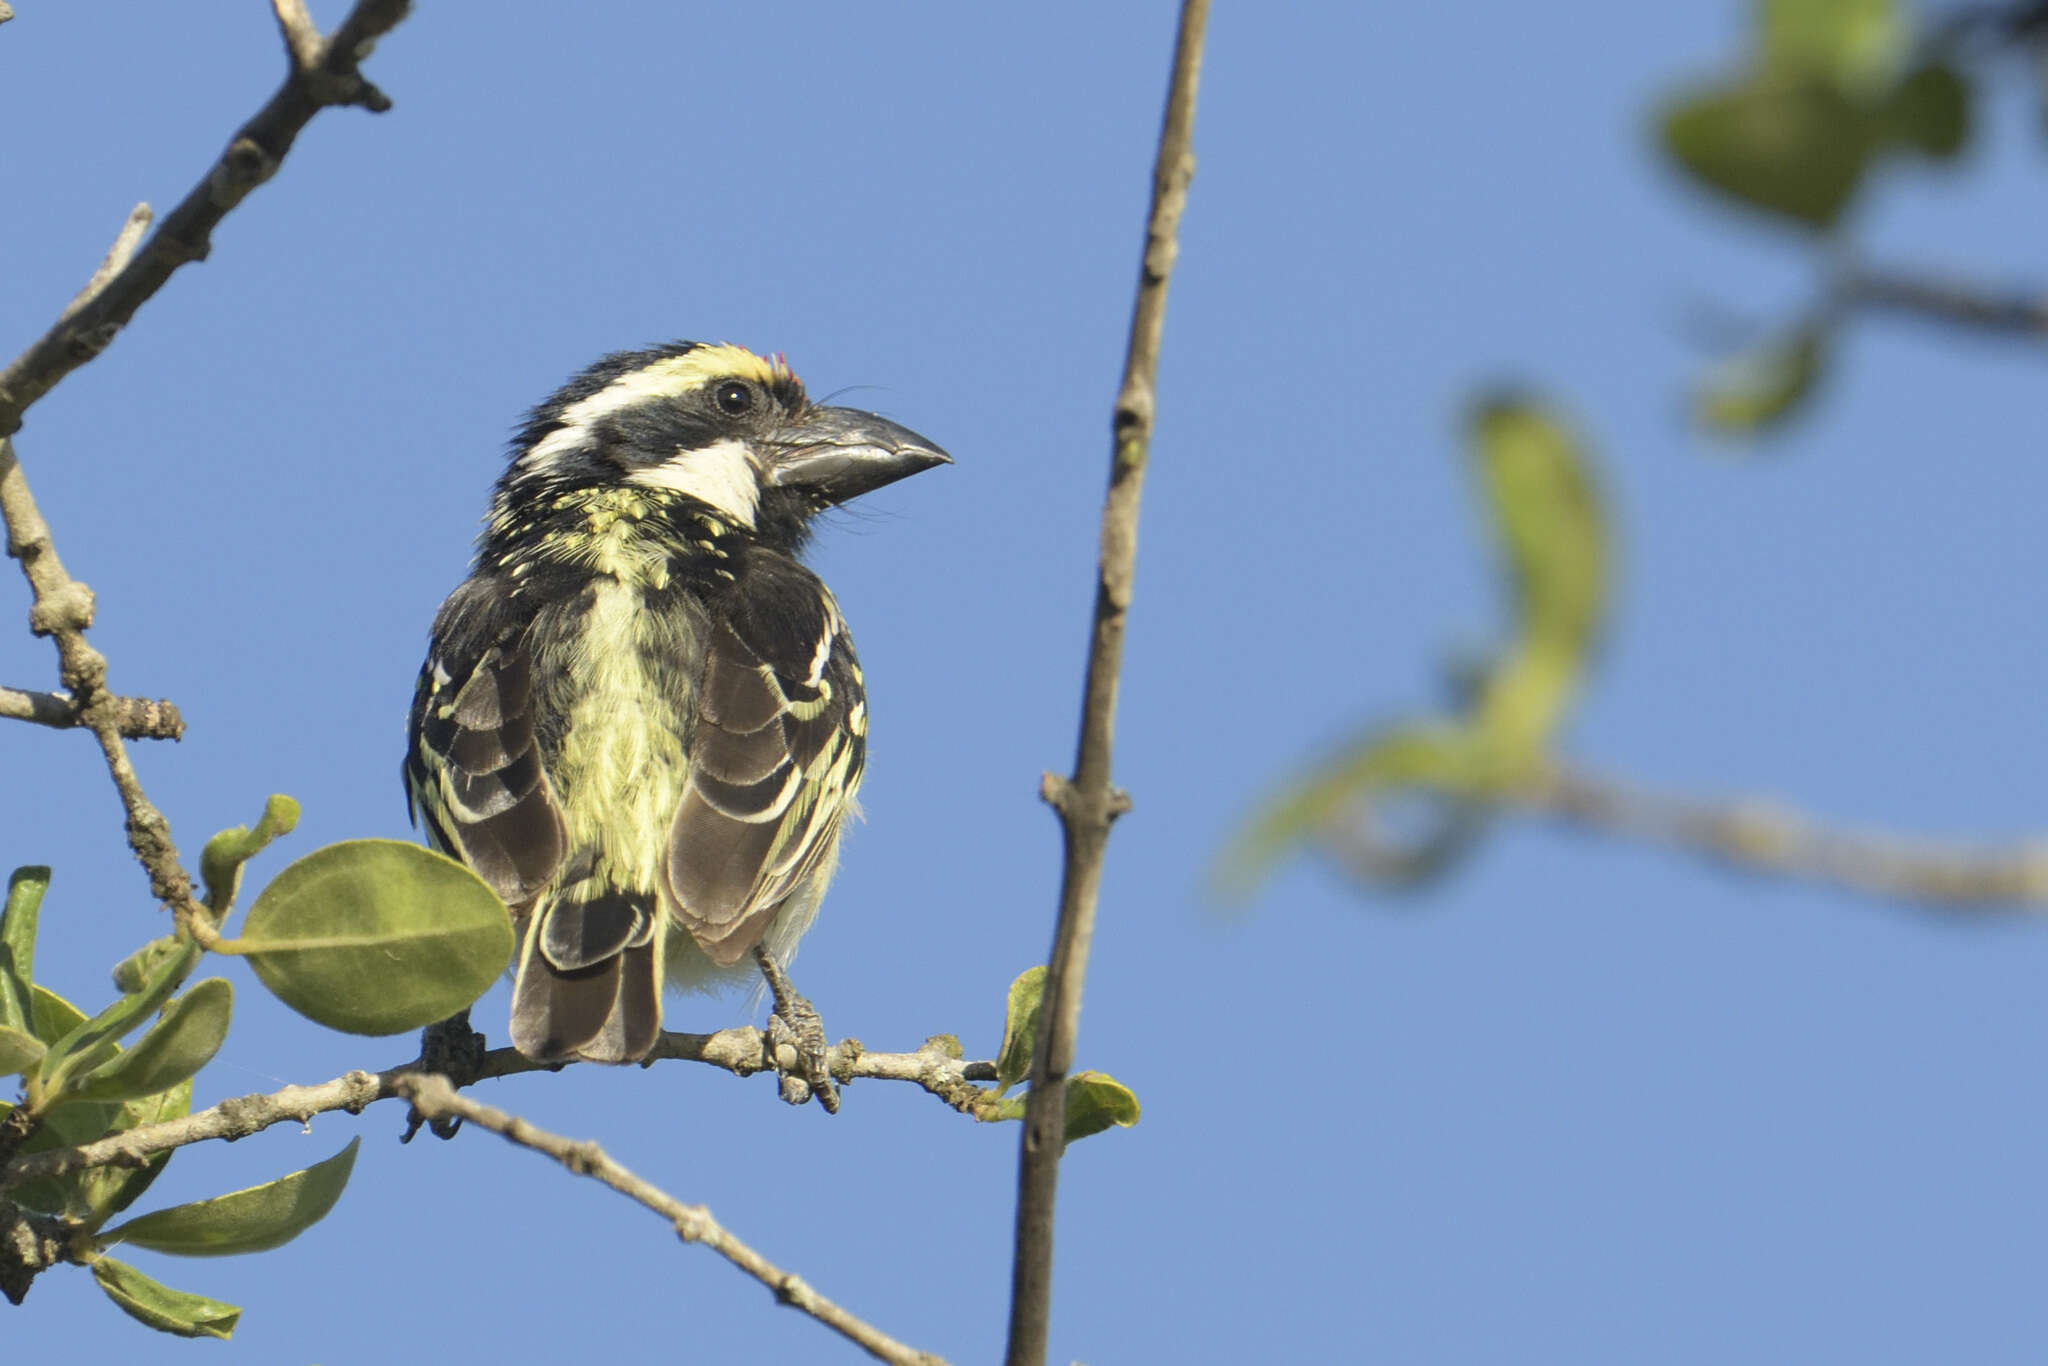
490, 342, 950, 553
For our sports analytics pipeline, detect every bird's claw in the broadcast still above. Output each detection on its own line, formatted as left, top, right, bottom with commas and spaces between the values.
756, 948, 840, 1114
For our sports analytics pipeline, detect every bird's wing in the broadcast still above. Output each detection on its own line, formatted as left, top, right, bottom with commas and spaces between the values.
405, 576, 567, 915
665, 553, 867, 966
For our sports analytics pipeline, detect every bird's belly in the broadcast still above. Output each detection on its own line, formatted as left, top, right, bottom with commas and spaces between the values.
538, 578, 693, 896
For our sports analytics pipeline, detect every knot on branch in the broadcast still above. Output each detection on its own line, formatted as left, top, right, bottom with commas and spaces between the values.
26, 581, 93, 635
214, 137, 281, 205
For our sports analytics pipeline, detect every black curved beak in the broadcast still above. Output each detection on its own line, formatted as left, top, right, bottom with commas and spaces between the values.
766, 406, 952, 503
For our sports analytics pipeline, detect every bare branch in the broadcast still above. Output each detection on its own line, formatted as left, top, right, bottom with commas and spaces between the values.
0, 1031, 1000, 1193
58, 204, 153, 323
0, 684, 183, 739
1004, 4, 1208, 1363
1523, 762, 2048, 907
1841, 267, 2048, 339
0, 0, 412, 435
397, 1076, 947, 1366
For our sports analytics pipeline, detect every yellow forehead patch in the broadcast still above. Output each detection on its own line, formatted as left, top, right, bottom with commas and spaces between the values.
635, 343, 797, 397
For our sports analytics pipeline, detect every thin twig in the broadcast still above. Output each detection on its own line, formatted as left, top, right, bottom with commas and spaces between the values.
1524, 762, 2048, 907
396, 1075, 948, 1365
0, 684, 183, 739
1841, 267, 2048, 339
0, 1031, 1001, 1193
1003, 4, 1208, 1364
0, 0, 411, 435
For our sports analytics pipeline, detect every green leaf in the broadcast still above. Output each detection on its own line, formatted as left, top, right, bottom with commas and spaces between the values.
1, 866, 50, 1033
1760, 0, 1901, 92
36, 937, 200, 1103
201, 794, 300, 916
1063, 1072, 1141, 1144
1470, 395, 1605, 661
1696, 323, 1830, 435
100, 1136, 360, 1257
0, 1024, 46, 1076
1216, 724, 1483, 899
1660, 76, 1874, 228
1883, 63, 1969, 160
69, 979, 231, 1104
78, 1080, 194, 1222
234, 840, 513, 1036
29, 982, 86, 1044
996, 966, 1046, 1094
90, 1257, 240, 1339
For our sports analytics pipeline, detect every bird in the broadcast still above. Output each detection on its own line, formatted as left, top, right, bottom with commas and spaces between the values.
404, 341, 949, 1104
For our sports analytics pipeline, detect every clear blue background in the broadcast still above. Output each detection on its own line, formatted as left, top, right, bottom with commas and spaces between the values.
5, 3, 2045, 1361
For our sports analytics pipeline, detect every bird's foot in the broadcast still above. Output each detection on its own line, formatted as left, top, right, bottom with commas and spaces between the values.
754, 947, 840, 1114
402, 1009, 487, 1142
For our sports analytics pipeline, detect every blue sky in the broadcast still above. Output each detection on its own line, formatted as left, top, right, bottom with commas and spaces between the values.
6, 2, 2047, 1361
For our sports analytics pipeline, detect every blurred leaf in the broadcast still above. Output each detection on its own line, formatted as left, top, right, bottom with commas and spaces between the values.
1760, 0, 1901, 91
37, 937, 199, 1103
1217, 724, 1482, 899
112, 935, 183, 995
1883, 63, 1969, 159
100, 1137, 359, 1257
1470, 395, 1605, 659
1063, 1072, 1141, 1144
90, 1257, 240, 1339
996, 966, 1046, 1094
234, 839, 512, 1036
0, 1025, 45, 1075
1660, 76, 1873, 228
70, 979, 231, 1104
1, 865, 50, 1033
1696, 323, 1830, 435
78, 1080, 193, 1222
200, 794, 300, 916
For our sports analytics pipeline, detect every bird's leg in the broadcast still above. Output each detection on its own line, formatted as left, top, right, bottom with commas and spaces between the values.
402, 1008, 488, 1142
753, 946, 840, 1114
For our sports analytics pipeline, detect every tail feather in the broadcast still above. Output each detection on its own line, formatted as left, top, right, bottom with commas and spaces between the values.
510, 899, 662, 1063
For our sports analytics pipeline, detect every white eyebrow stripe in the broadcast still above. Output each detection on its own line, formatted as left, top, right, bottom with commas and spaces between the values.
516, 365, 705, 471
626, 437, 761, 526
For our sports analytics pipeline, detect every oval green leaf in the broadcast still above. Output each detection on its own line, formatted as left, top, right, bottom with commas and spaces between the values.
100, 1136, 360, 1257
1470, 395, 1605, 659
1762, 0, 1901, 91
71, 979, 232, 1104
37, 937, 199, 1101
1063, 1071, 1141, 1144
91, 1257, 240, 1339
1697, 324, 1829, 435
236, 840, 512, 1036
996, 966, 1046, 1094
1883, 63, 1969, 160
1660, 77, 1872, 228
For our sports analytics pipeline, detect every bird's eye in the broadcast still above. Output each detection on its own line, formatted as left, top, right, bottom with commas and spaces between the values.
713, 381, 755, 416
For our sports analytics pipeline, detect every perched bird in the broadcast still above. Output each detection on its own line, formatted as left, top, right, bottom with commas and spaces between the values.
405, 342, 948, 1100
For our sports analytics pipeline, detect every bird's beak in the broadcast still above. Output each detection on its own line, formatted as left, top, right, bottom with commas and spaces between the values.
766, 406, 952, 503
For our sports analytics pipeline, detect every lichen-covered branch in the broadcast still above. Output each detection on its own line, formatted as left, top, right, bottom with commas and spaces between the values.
1003, 4, 1208, 1364
0, 1031, 1000, 1194
397, 1076, 948, 1366
0, 684, 183, 739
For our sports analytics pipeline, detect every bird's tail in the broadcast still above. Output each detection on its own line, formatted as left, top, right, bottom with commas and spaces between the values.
509, 887, 661, 1063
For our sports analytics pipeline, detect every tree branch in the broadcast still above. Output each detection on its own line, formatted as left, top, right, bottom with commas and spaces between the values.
1003, 4, 1208, 1364
396, 1076, 947, 1366
1840, 266, 2048, 339
0, 1031, 1001, 1193
0, 0, 412, 435
1523, 762, 2048, 907
0, 685, 183, 739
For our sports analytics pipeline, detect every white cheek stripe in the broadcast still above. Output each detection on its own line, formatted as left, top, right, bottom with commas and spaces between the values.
626, 437, 761, 526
